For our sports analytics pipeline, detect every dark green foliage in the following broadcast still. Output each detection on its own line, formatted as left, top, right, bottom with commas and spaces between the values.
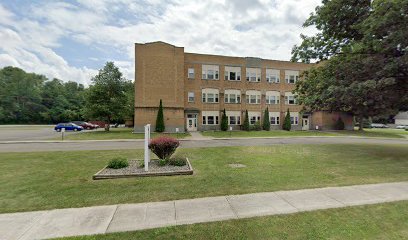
155, 99, 165, 132
158, 159, 167, 166
263, 108, 270, 131
107, 157, 129, 169
283, 109, 291, 131
242, 110, 250, 131
169, 157, 187, 166
221, 109, 228, 131
334, 117, 345, 130
252, 121, 262, 131
85, 62, 131, 131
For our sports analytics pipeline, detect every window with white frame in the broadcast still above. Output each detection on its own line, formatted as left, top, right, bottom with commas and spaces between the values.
285, 70, 299, 84
224, 89, 241, 104
188, 92, 195, 102
202, 65, 219, 80
246, 90, 261, 104
269, 112, 280, 125
246, 68, 261, 82
290, 112, 299, 125
266, 69, 280, 83
188, 68, 195, 79
202, 88, 219, 103
284, 92, 297, 105
248, 112, 261, 125
266, 91, 280, 104
224, 66, 241, 81
226, 111, 241, 125
202, 111, 219, 125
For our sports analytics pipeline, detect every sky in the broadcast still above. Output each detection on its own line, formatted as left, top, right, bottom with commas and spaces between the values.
0, 0, 320, 85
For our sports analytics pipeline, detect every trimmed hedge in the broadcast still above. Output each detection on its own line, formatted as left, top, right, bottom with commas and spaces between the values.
148, 136, 180, 160
107, 157, 129, 169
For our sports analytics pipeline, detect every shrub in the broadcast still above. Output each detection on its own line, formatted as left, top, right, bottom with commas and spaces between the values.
148, 136, 180, 160
252, 120, 262, 131
242, 110, 250, 131
155, 99, 165, 132
107, 157, 129, 169
221, 109, 228, 131
334, 117, 345, 130
283, 109, 291, 131
169, 157, 187, 166
263, 108, 270, 131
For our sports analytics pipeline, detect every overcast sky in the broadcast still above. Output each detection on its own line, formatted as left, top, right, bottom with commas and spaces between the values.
0, 0, 320, 85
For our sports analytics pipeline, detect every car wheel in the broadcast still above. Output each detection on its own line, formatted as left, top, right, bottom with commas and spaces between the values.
56, 129, 61, 132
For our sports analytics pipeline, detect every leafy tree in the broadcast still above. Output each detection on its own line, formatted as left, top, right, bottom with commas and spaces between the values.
292, 0, 408, 130
85, 62, 130, 131
263, 108, 270, 131
283, 109, 291, 131
155, 99, 165, 132
242, 110, 250, 131
334, 117, 345, 130
221, 109, 228, 131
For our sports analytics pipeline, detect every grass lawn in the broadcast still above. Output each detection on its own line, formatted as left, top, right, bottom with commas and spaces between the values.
59, 201, 408, 240
1, 144, 407, 213
59, 128, 190, 140
202, 128, 407, 139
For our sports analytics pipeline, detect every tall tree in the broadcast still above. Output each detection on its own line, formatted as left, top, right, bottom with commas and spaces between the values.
283, 109, 291, 131
221, 109, 228, 131
85, 62, 130, 131
155, 99, 165, 132
242, 110, 250, 131
292, 0, 408, 130
263, 108, 270, 131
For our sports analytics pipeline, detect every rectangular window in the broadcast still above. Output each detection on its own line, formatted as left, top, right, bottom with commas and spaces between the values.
285, 70, 299, 84
246, 68, 261, 82
285, 96, 297, 105
225, 66, 241, 81
202, 93, 206, 102
250, 116, 261, 125
228, 116, 241, 125
202, 116, 206, 125
188, 92, 195, 102
202, 89, 219, 103
266, 95, 279, 104
202, 65, 219, 80
202, 115, 219, 125
266, 69, 280, 83
246, 94, 261, 104
224, 93, 241, 103
290, 116, 299, 125
188, 68, 195, 79
270, 116, 280, 125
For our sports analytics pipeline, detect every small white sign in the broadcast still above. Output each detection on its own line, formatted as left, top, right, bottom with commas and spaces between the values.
229, 126, 233, 131
61, 128, 65, 132
175, 128, 179, 133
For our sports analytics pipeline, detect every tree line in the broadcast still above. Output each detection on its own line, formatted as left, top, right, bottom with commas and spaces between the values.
0, 62, 134, 127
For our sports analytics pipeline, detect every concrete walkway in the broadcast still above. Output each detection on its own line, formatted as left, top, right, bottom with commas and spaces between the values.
2, 182, 408, 240
185, 131, 213, 140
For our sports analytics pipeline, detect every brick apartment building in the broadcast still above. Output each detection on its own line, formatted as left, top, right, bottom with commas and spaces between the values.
134, 41, 353, 133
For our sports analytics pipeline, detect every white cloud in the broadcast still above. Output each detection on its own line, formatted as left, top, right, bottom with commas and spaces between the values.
0, 0, 320, 85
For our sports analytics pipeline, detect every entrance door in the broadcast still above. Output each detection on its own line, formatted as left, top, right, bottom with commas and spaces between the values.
186, 114, 197, 131
302, 118, 310, 130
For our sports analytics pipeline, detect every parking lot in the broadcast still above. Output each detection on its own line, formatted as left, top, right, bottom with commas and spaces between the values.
0, 125, 94, 141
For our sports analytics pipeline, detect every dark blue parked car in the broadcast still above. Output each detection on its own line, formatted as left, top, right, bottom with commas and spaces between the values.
54, 123, 83, 132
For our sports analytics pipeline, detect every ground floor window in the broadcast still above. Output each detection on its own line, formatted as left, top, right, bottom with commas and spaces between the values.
202, 111, 219, 125
228, 116, 241, 125
270, 116, 280, 125
290, 116, 299, 125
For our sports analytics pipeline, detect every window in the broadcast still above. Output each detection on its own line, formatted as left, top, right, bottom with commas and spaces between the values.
290, 112, 299, 125
269, 112, 280, 125
285, 70, 299, 84
202, 65, 219, 80
188, 92, 195, 102
246, 68, 261, 82
285, 92, 297, 105
202, 111, 219, 125
266, 69, 280, 83
224, 89, 241, 104
226, 111, 241, 125
246, 90, 261, 104
266, 91, 280, 104
225, 66, 241, 81
202, 89, 219, 103
188, 68, 195, 79
248, 112, 261, 125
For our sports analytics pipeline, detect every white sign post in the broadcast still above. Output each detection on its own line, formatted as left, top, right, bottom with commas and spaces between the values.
144, 124, 151, 172
61, 128, 65, 141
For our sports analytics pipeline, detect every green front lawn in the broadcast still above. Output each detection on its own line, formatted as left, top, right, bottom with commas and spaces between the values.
202, 128, 407, 139
58, 128, 190, 140
59, 201, 408, 240
1, 144, 407, 213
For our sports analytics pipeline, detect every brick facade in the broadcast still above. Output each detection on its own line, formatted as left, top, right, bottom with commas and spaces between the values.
134, 41, 353, 132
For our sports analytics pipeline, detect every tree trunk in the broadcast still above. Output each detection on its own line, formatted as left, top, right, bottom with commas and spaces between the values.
105, 117, 111, 131
358, 115, 363, 131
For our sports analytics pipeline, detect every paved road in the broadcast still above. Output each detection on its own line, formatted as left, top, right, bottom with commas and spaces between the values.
0, 137, 406, 152
0, 125, 83, 141
2, 181, 408, 240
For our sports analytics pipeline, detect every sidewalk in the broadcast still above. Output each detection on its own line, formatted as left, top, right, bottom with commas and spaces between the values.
2, 182, 408, 240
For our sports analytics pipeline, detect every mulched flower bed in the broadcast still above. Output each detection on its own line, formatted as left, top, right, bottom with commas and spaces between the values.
93, 158, 193, 180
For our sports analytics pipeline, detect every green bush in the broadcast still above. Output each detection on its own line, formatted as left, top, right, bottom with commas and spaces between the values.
283, 109, 291, 131
169, 157, 187, 166
252, 120, 262, 131
263, 108, 270, 131
242, 110, 250, 131
158, 159, 167, 166
155, 99, 165, 132
221, 109, 228, 131
334, 117, 345, 130
107, 157, 129, 169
